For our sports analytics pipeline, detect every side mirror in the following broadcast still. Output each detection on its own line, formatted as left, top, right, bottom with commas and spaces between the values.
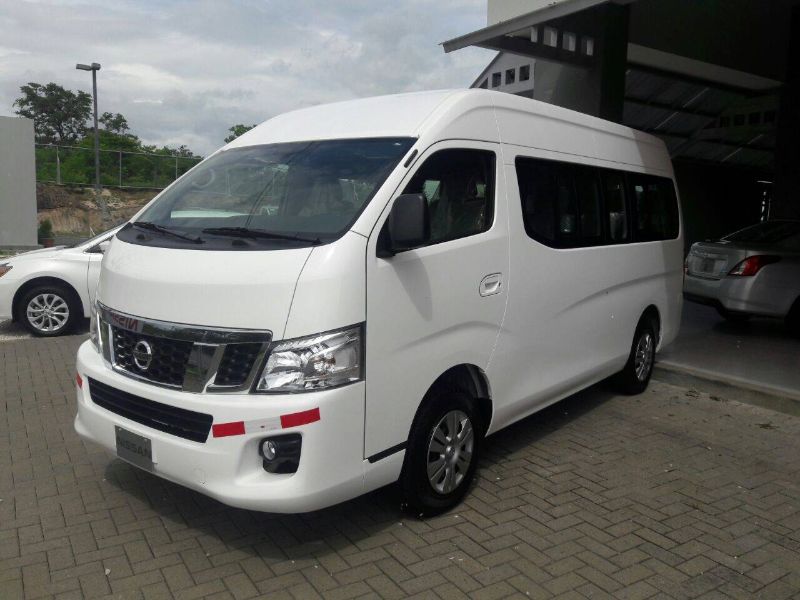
383, 193, 430, 255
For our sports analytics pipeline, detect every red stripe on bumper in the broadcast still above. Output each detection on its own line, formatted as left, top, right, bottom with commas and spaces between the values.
212, 421, 246, 438
280, 408, 320, 429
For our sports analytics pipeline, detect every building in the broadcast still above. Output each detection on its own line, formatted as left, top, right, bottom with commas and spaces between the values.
447, 0, 800, 246
0, 116, 37, 249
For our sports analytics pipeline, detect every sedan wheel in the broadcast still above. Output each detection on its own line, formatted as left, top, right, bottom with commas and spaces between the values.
18, 285, 79, 337
26, 293, 70, 333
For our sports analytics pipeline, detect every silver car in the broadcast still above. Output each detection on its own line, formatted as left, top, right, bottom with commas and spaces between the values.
683, 220, 800, 333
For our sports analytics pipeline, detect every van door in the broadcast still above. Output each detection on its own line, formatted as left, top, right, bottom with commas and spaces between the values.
363, 141, 508, 459
487, 155, 618, 429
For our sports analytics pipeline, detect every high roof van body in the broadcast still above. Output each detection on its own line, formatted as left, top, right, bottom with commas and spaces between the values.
75, 89, 683, 513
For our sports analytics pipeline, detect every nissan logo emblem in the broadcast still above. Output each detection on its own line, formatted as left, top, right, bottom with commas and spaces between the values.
132, 340, 153, 371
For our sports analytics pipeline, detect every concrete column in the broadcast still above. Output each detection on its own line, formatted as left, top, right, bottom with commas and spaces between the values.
532, 3, 629, 123
773, 4, 800, 219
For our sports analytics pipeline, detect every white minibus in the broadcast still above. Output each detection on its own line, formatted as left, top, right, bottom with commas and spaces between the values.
75, 89, 683, 513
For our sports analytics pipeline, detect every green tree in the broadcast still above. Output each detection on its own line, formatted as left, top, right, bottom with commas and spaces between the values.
13, 82, 91, 144
99, 111, 131, 135
224, 123, 256, 143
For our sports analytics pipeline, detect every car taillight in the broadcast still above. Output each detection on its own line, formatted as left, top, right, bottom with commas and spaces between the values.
727, 255, 781, 277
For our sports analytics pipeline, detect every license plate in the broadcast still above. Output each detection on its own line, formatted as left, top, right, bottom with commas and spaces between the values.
115, 426, 153, 471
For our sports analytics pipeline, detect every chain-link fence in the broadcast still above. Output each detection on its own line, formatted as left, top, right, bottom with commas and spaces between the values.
35, 144, 203, 189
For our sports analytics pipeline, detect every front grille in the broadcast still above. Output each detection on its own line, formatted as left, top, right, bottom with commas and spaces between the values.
112, 326, 192, 387
214, 343, 262, 386
88, 378, 213, 443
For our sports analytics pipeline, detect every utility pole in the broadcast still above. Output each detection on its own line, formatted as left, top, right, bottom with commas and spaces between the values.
76, 62, 109, 222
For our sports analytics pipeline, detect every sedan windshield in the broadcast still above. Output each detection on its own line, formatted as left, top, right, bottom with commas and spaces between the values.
119, 137, 414, 250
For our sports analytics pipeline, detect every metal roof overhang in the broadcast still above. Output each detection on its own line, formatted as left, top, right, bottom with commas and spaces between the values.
442, 0, 633, 53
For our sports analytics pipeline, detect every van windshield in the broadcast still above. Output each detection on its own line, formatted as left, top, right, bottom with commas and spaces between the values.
119, 137, 414, 250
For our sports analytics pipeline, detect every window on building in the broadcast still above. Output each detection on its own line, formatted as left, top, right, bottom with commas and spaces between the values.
629, 175, 680, 241
602, 171, 628, 243
402, 149, 495, 245
719, 116, 731, 128
491, 72, 501, 87
563, 32, 577, 52
520, 65, 531, 82
543, 27, 558, 48
530, 26, 539, 43
764, 110, 777, 123
505, 68, 516, 85
478, 79, 488, 89
581, 37, 595, 56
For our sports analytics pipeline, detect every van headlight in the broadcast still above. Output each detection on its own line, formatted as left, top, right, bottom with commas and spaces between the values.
255, 324, 363, 393
89, 303, 101, 352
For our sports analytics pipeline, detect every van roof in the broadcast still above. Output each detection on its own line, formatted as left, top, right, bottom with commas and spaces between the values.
226, 89, 670, 172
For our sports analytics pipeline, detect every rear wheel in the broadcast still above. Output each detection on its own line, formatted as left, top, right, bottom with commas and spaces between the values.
400, 389, 482, 516
17, 285, 80, 337
716, 306, 751, 324
614, 319, 656, 395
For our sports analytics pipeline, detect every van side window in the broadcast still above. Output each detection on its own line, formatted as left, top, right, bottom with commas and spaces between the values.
602, 171, 628, 243
630, 175, 680, 241
402, 149, 495, 245
574, 166, 603, 244
516, 158, 603, 248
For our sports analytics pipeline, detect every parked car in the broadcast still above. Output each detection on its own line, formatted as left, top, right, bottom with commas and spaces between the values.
74, 89, 683, 514
684, 220, 800, 333
0, 227, 121, 336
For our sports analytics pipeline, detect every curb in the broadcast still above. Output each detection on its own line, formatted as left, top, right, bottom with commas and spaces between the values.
653, 362, 800, 417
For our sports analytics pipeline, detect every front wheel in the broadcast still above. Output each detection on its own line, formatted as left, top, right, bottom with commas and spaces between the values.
400, 390, 482, 516
614, 320, 656, 395
17, 285, 80, 337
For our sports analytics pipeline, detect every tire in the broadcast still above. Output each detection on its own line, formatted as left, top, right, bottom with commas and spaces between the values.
400, 388, 483, 516
17, 284, 80, 337
716, 306, 751, 324
614, 319, 657, 395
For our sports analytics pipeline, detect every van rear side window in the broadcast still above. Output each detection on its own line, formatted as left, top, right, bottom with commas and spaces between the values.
515, 157, 679, 247
630, 175, 680, 241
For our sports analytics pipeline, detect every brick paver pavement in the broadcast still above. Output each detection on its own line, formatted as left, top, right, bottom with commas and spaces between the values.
2, 333, 799, 599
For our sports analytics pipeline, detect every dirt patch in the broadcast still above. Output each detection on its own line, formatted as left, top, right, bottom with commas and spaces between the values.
37, 184, 157, 233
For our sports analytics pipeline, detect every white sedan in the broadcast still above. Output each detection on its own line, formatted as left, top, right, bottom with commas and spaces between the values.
0, 227, 120, 336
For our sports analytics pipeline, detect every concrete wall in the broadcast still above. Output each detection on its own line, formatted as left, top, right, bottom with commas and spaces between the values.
0, 117, 37, 249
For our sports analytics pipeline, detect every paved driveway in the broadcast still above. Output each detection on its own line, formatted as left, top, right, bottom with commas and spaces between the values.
2, 334, 799, 599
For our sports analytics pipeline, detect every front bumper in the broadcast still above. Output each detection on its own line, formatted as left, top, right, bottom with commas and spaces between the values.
74, 340, 368, 513
0, 279, 15, 321
683, 274, 786, 318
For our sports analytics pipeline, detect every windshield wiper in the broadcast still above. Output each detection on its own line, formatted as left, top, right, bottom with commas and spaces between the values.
131, 221, 203, 244
201, 227, 322, 245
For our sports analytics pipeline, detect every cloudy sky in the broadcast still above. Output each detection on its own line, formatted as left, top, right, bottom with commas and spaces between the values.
0, 0, 493, 155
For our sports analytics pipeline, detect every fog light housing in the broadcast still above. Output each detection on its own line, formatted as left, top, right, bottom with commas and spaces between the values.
259, 434, 301, 474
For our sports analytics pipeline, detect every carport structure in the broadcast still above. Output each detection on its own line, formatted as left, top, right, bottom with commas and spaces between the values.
444, 0, 800, 245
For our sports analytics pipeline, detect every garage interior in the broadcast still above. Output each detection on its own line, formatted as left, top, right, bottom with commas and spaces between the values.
444, 0, 800, 248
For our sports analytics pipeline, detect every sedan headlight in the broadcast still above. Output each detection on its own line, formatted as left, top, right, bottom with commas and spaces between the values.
255, 324, 363, 393
0, 264, 11, 278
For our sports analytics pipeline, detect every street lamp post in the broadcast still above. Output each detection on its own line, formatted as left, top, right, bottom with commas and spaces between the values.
76, 62, 108, 222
